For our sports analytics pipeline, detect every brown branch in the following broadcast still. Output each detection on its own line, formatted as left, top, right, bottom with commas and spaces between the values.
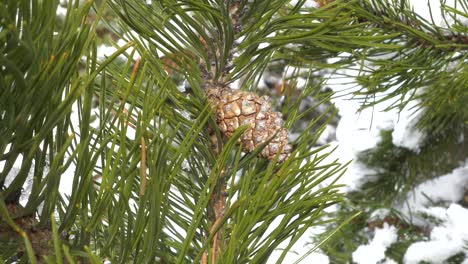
201, 2, 244, 263
210, 169, 227, 264
201, 172, 228, 264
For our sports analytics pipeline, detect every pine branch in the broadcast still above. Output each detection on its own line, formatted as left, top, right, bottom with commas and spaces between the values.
337, 0, 468, 133
0, 0, 380, 262
0, 0, 135, 261
102, 1, 356, 262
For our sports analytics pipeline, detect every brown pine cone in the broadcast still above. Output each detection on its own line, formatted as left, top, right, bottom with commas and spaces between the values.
207, 87, 292, 162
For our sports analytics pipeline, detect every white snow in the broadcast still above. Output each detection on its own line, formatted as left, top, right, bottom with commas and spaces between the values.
384, 259, 399, 264
370, 208, 391, 218
391, 102, 425, 152
404, 203, 468, 263
268, 224, 330, 264
3, 2, 468, 264
289, 0, 319, 8
352, 223, 398, 264
319, 1, 467, 257
97, 39, 130, 61
4, 162, 35, 207
409, 0, 468, 28
270, 250, 330, 264
399, 161, 468, 225
324, 64, 426, 191
316, 124, 336, 145
56, 5, 67, 16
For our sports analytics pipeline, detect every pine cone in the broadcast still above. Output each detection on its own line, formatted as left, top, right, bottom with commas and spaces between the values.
207, 87, 292, 162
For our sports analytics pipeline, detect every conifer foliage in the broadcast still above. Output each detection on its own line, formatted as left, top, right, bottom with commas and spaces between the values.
2, 0, 466, 263
0, 0, 350, 262
313, 0, 468, 262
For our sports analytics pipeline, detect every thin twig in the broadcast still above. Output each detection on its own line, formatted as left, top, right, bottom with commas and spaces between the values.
140, 135, 147, 197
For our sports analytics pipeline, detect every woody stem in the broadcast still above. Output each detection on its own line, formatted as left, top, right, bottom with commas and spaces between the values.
210, 170, 227, 263
201, 2, 242, 263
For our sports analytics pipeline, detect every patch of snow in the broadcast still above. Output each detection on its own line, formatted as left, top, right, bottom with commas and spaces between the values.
329, 67, 424, 153
97, 45, 118, 59
290, 0, 319, 8
404, 204, 468, 263
4, 166, 34, 207
229, 78, 241, 90
370, 208, 391, 220
272, 250, 329, 264
391, 101, 425, 152
324, 63, 426, 191
352, 223, 398, 264
335, 107, 392, 152
259, 32, 277, 50
59, 160, 76, 197
268, 225, 329, 264
56, 5, 67, 16
284, 66, 311, 79
409, 0, 468, 28
97, 39, 130, 61
316, 124, 336, 145
295, 77, 307, 90
398, 161, 468, 225
384, 259, 399, 264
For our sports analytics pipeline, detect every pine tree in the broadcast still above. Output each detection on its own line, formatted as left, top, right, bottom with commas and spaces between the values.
2, 0, 466, 263
1, 0, 352, 262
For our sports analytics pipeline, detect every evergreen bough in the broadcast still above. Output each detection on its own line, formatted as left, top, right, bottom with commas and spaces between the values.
0, 0, 349, 262
1, 0, 466, 262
